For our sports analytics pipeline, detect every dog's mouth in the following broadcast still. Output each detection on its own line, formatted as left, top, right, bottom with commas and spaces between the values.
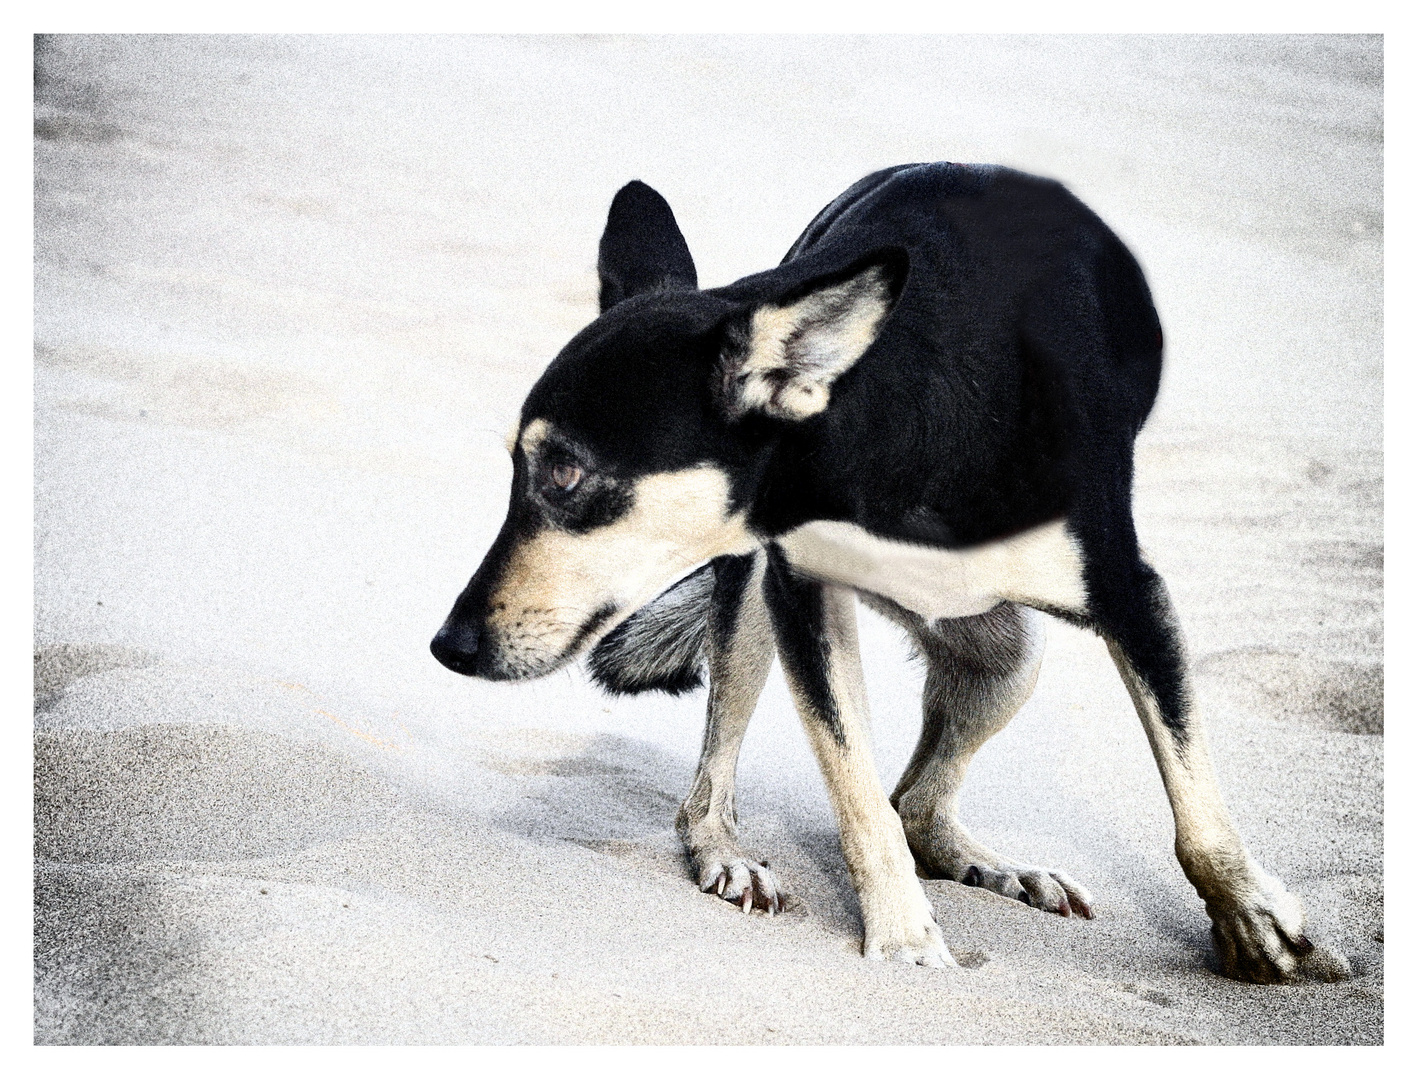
558, 603, 620, 664
431, 603, 621, 682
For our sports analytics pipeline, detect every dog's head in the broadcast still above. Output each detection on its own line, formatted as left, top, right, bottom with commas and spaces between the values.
432, 181, 905, 680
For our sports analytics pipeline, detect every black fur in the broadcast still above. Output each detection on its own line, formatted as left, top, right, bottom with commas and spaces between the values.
1086, 555, 1193, 740
763, 545, 843, 746
598, 180, 698, 313
708, 553, 757, 655
782, 165, 918, 263
721, 165, 1162, 549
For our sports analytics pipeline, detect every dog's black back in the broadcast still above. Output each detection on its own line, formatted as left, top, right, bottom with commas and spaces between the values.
716, 162, 1162, 545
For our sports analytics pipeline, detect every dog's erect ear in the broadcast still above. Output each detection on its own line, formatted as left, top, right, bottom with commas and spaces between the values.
597, 181, 699, 313
717, 253, 906, 422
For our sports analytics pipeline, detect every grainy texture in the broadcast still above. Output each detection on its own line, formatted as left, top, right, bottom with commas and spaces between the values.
34, 34, 1381, 1044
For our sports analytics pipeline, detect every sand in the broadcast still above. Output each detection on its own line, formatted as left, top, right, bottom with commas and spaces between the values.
33, 34, 1383, 1044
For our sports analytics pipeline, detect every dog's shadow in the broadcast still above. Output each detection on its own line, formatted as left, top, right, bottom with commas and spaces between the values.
479, 729, 861, 934
480, 730, 687, 846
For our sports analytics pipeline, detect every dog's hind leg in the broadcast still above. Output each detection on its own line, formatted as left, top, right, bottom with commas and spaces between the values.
676, 551, 784, 913
883, 601, 1094, 918
1092, 554, 1351, 983
765, 550, 953, 966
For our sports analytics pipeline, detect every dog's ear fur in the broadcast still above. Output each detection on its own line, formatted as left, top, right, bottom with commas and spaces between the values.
717, 252, 906, 422
598, 181, 699, 313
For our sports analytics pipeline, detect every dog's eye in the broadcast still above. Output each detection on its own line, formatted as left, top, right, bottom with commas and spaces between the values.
548, 463, 583, 492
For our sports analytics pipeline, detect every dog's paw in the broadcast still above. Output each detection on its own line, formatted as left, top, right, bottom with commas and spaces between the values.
697, 854, 784, 915
863, 915, 955, 968
902, 818, 1093, 918
861, 886, 957, 968
959, 861, 1094, 919
1206, 878, 1351, 984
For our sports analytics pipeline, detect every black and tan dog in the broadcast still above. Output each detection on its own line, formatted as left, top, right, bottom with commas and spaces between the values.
432, 163, 1348, 981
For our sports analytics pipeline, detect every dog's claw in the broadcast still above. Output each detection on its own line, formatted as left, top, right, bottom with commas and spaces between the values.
696, 854, 786, 916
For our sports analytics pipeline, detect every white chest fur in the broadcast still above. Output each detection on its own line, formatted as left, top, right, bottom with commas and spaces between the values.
777, 518, 1089, 620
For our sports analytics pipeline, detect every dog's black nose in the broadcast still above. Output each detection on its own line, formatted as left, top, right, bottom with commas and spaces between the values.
431, 621, 480, 675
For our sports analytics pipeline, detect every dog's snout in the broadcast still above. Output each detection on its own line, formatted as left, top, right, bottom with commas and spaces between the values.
431, 619, 481, 675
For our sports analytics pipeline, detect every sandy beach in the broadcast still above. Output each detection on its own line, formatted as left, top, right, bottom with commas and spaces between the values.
34, 35, 1382, 1043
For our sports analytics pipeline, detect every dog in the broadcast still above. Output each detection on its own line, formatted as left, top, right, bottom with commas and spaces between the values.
431, 162, 1349, 982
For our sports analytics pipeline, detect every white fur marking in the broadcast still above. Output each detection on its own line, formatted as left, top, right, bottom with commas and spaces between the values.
779, 518, 1088, 620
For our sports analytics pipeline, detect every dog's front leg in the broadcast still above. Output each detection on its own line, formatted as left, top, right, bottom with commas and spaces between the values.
763, 549, 954, 967
676, 551, 783, 913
